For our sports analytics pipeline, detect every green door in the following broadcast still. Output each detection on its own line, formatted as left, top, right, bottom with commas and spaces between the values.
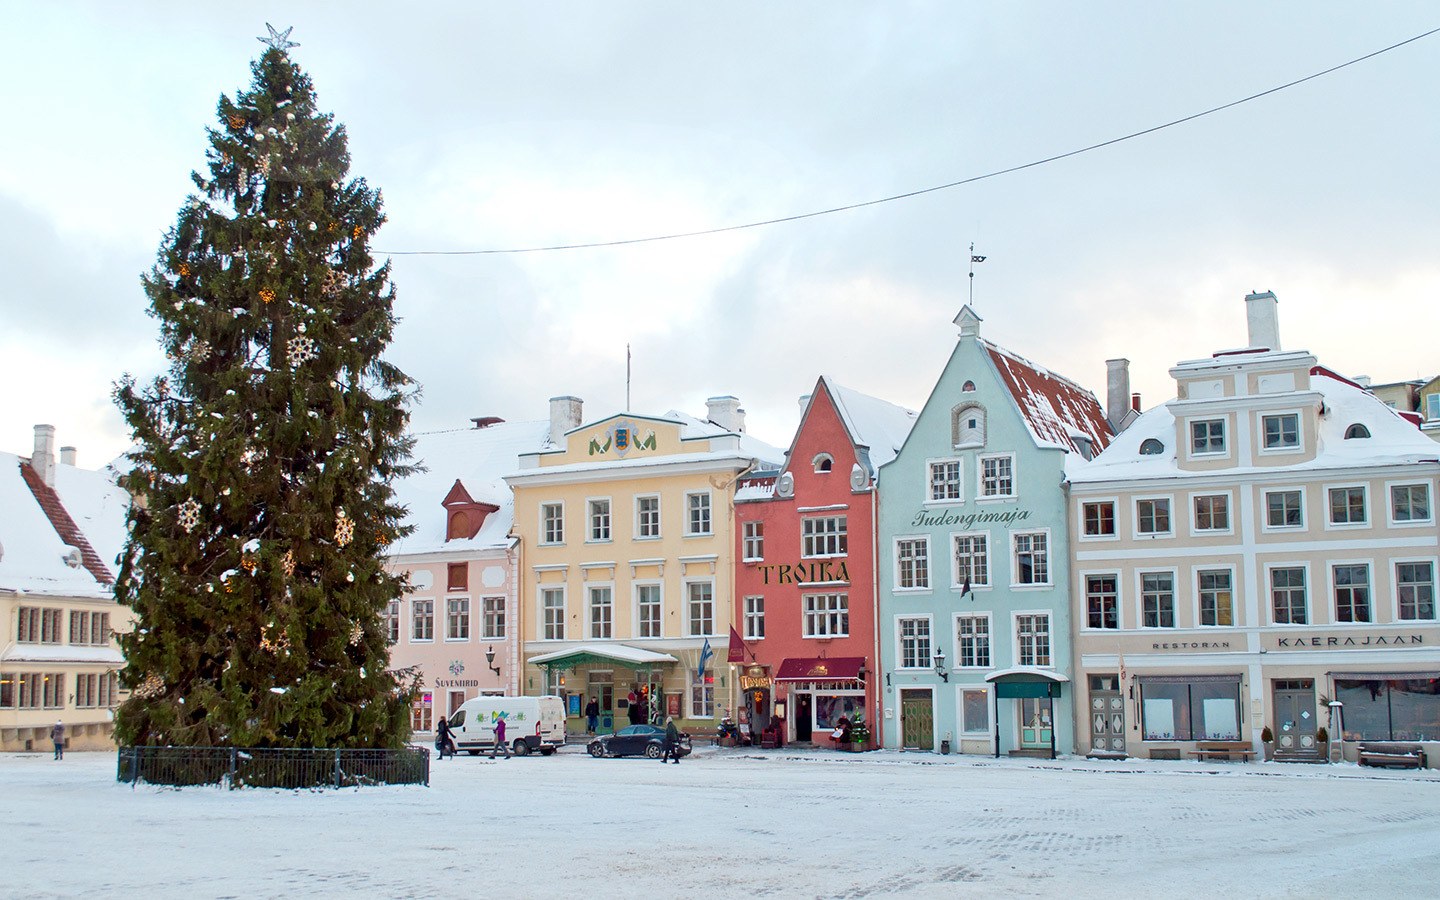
900, 690, 934, 749
1020, 698, 1053, 749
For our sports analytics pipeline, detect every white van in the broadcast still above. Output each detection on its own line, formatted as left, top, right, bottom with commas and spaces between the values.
447, 695, 566, 756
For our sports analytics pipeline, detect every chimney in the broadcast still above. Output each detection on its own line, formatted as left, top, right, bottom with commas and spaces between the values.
798, 394, 812, 415
548, 396, 583, 445
31, 424, 56, 487
1352, 375, 1372, 388
1131, 392, 1142, 412
60, 446, 77, 466
1105, 359, 1131, 429
1245, 290, 1280, 351
706, 395, 745, 433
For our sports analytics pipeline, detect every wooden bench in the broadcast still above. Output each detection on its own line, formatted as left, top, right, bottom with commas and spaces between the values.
1358, 741, 1428, 769
1189, 741, 1256, 762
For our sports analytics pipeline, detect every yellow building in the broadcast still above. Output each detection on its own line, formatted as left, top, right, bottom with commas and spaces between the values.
505, 396, 783, 736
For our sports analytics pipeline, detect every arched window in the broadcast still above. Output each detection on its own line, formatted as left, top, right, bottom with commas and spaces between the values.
812, 453, 834, 473
1344, 423, 1371, 439
962, 380, 977, 393
447, 510, 472, 541
952, 404, 986, 449
1139, 438, 1165, 456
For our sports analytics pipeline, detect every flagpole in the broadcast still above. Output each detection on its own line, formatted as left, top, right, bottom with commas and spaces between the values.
969, 242, 976, 307
626, 343, 631, 412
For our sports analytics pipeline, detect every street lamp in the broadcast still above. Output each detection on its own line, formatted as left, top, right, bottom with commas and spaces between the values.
933, 647, 949, 683
485, 645, 501, 678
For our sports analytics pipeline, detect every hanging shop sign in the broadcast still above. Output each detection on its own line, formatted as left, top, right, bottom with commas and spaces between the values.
909, 508, 1032, 529
740, 666, 772, 690
756, 560, 849, 585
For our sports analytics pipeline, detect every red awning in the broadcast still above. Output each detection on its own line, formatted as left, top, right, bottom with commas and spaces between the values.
774, 657, 866, 683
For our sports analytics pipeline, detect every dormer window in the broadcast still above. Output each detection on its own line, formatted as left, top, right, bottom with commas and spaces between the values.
1344, 423, 1371, 440
813, 453, 834, 473
962, 380, 977, 393
442, 479, 498, 542
1139, 438, 1165, 456
952, 403, 986, 449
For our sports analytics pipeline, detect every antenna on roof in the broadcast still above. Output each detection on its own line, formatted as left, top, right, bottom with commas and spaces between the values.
969, 242, 987, 307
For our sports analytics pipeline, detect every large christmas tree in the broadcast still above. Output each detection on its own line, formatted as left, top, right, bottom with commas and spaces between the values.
114, 28, 416, 749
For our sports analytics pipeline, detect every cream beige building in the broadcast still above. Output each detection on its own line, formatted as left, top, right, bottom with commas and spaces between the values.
505, 396, 782, 735
1069, 293, 1440, 764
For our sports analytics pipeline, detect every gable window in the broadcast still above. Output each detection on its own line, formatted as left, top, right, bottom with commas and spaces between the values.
588, 498, 612, 542
542, 587, 566, 640
743, 595, 765, 640
686, 492, 712, 536
1016, 614, 1051, 667
588, 586, 613, 639
1397, 562, 1435, 621
1141, 572, 1176, 628
1261, 413, 1300, 450
813, 453, 834, 473
1193, 494, 1229, 532
802, 516, 847, 558
1139, 438, 1165, 455
1328, 486, 1367, 526
1265, 490, 1304, 529
1390, 484, 1431, 524
979, 454, 1015, 498
1344, 423, 1371, 439
1013, 532, 1049, 585
1271, 567, 1307, 625
953, 534, 989, 589
929, 460, 962, 502
481, 596, 506, 639
636, 584, 662, 638
895, 537, 930, 590
962, 380, 976, 392
687, 581, 715, 636
898, 617, 932, 669
1136, 498, 1171, 535
1190, 419, 1226, 455
1086, 575, 1120, 629
636, 495, 661, 538
447, 563, 467, 592
952, 404, 986, 449
742, 521, 764, 561
1198, 570, 1234, 626
446, 597, 470, 641
1333, 564, 1371, 623
803, 593, 849, 638
412, 598, 434, 641
956, 615, 990, 668
1082, 501, 1115, 537
541, 502, 564, 544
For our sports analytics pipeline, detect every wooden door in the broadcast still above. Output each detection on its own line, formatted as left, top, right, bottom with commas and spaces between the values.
900, 690, 934, 749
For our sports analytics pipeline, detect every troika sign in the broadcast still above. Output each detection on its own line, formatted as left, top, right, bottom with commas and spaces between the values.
910, 508, 1032, 529
756, 560, 850, 585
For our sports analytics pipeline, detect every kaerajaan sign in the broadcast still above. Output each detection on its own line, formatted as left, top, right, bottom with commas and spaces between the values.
910, 508, 1032, 529
1274, 634, 1424, 649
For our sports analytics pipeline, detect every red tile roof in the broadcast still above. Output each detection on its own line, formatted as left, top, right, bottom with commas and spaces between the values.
983, 341, 1113, 454
17, 461, 115, 587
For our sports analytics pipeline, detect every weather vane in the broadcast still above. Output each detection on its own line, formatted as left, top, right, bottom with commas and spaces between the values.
258, 23, 300, 51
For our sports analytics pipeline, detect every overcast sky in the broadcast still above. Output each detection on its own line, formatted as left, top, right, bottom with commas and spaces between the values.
2, 2, 1437, 468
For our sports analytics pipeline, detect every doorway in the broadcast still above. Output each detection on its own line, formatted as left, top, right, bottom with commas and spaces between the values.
796, 694, 813, 741
1088, 675, 1125, 755
448, 691, 466, 718
900, 689, 934, 749
1273, 679, 1317, 750
1019, 698, 1053, 749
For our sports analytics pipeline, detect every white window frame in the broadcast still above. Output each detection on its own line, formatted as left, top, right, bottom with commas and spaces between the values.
895, 615, 934, 670
1265, 561, 1309, 626
1133, 496, 1174, 539
1082, 571, 1122, 631
587, 583, 614, 639
540, 501, 565, 545
1258, 410, 1304, 454
1261, 486, 1307, 532
1194, 566, 1237, 627
411, 597, 435, 642
685, 491, 713, 537
445, 596, 470, 642
1324, 482, 1370, 530
893, 535, 931, 591
954, 612, 991, 669
802, 516, 848, 558
1078, 498, 1118, 542
540, 586, 566, 641
802, 592, 849, 638
1187, 417, 1228, 458
1012, 610, 1052, 668
1329, 560, 1373, 624
951, 531, 991, 590
383, 599, 401, 644
634, 582, 663, 639
742, 520, 764, 561
959, 687, 992, 737
635, 494, 662, 540
743, 595, 765, 640
481, 596, 506, 640
685, 579, 716, 637
927, 458, 964, 503
687, 668, 715, 719
1137, 569, 1178, 629
587, 496, 612, 543
1011, 529, 1052, 588
1189, 491, 1234, 537
1386, 481, 1434, 528
977, 453, 1016, 500
1392, 557, 1437, 622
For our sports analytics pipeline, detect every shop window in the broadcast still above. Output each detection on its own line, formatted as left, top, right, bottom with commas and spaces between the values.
1336, 677, 1440, 741
1140, 678, 1241, 741
961, 689, 989, 734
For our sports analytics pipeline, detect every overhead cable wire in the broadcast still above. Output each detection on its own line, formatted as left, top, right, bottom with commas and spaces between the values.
381, 26, 1440, 256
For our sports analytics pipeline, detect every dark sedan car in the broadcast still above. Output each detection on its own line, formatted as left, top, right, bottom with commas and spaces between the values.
587, 724, 692, 759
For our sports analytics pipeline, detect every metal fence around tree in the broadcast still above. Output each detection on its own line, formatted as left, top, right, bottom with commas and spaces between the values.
117, 746, 430, 789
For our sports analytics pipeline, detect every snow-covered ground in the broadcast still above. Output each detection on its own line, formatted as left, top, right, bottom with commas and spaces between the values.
5, 745, 1439, 898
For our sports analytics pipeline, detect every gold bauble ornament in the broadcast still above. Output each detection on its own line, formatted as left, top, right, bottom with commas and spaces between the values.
259, 287, 276, 305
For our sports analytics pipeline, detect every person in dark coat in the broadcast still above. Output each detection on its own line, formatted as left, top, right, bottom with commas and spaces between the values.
585, 697, 600, 735
51, 721, 64, 760
490, 716, 512, 759
435, 715, 457, 759
661, 716, 682, 764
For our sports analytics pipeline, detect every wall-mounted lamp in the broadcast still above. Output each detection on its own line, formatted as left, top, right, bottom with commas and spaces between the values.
933, 647, 949, 683
485, 645, 501, 678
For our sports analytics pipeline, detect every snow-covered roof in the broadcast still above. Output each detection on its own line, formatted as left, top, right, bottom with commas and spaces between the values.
0, 642, 125, 664
983, 340, 1112, 461
0, 453, 127, 598
387, 420, 552, 556
527, 643, 679, 666
823, 377, 919, 472
1072, 368, 1440, 484
661, 410, 786, 466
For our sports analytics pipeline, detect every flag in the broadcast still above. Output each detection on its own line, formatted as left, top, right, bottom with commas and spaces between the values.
697, 638, 714, 680
961, 575, 973, 599
971, 254, 987, 263
1118, 653, 1127, 690
728, 626, 746, 663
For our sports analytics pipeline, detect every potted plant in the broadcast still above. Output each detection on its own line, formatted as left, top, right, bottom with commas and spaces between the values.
1315, 726, 1329, 759
1261, 725, 1275, 761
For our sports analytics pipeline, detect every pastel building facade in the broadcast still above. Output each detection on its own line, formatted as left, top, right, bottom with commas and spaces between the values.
1069, 293, 1440, 762
878, 307, 1112, 756
732, 377, 916, 746
507, 396, 783, 735
1, 427, 131, 752
383, 418, 550, 734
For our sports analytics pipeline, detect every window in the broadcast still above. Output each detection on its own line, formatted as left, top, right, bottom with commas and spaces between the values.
1140, 678, 1241, 741
1198, 570, 1234, 626
1016, 614, 1051, 667
42, 673, 64, 709
1192, 494, 1229, 532
813, 453, 834, 473
542, 587, 566, 640
1190, 419, 1226, 455
1136, 498, 1171, 535
803, 516, 848, 557
686, 492, 712, 536
16, 607, 39, 643
743, 595, 765, 639
898, 617, 932, 668
636, 584, 662, 638
1397, 562, 1435, 621
928, 460, 962, 502
1344, 423, 1371, 439
1082, 501, 1115, 537
956, 615, 990, 668
687, 581, 714, 636
803, 593, 849, 638
1139, 438, 1165, 455
1141, 572, 1176, 628
953, 534, 989, 588
1270, 567, 1307, 625
1333, 564, 1371, 623
1336, 676, 1440, 741
952, 404, 986, 448
636, 495, 661, 538
69, 611, 110, 645
1428, 394, 1440, 421
1261, 413, 1300, 450
742, 521, 764, 561
1328, 486, 1367, 526
588, 586, 613, 639
961, 689, 990, 734
588, 498, 611, 542
1086, 575, 1120, 629
383, 600, 400, 644
980, 455, 1014, 497
1013, 532, 1049, 585
962, 380, 976, 392
1265, 490, 1303, 528
688, 670, 715, 719
447, 563, 467, 592
42, 609, 61, 643
895, 537, 929, 589
1391, 484, 1432, 523
481, 597, 505, 639
541, 502, 564, 544
446, 597, 470, 640
412, 598, 434, 641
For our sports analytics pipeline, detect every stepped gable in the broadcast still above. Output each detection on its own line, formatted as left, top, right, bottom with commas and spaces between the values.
17, 459, 114, 586
983, 340, 1112, 454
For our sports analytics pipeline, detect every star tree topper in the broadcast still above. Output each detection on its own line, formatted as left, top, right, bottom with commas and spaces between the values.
258, 23, 300, 51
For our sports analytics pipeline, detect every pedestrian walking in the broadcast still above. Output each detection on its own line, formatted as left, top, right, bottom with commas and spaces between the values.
585, 697, 600, 735
490, 716, 512, 759
51, 720, 64, 760
661, 716, 681, 764
435, 714, 457, 759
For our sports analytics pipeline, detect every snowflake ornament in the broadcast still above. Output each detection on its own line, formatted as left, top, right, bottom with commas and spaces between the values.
287, 335, 317, 367
133, 673, 165, 700
334, 509, 355, 547
189, 339, 211, 363
321, 269, 344, 298
348, 622, 363, 646
176, 498, 201, 534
